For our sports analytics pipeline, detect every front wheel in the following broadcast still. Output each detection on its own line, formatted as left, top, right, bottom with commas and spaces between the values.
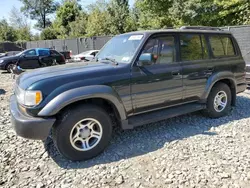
203, 82, 232, 118
6, 63, 15, 73
52, 104, 113, 161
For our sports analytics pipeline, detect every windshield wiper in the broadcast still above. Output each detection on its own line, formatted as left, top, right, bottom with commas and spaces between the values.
99, 57, 119, 65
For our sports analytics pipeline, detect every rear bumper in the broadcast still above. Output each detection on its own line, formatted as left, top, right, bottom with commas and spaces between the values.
10, 95, 56, 140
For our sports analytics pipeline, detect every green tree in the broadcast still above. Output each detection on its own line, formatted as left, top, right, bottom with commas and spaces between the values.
56, 0, 82, 36
17, 27, 32, 41
135, 0, 174, 29
214, 0, 250, 25
19, 0, 59, 29
107, 0, 130, 34
40, 27, 59, 40
135, 0, 250, 28
9, 6, 32, 41
85, 1, 111, 37
124, 7, 139, 32
0, 19, 18, 42
32, 33, 40, 41
69, 12, 88, 38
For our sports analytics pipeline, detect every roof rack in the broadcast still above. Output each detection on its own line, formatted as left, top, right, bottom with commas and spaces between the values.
180, 26, 222, 31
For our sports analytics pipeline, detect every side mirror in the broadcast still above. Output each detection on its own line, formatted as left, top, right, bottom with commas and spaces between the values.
137, 53, 154, 67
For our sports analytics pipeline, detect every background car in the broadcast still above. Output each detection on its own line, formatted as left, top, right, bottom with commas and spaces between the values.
0, 53, 5, 58
0, 51, 21, 58
0, 48, 66, 72
72, 50, 99, 62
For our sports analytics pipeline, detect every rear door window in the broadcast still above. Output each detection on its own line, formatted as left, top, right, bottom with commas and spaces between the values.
209, 35, 236, 57
180, 34, 206, 61
38, 50, 50, 56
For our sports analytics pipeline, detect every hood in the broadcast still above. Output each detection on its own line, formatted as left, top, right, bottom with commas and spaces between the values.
0, 54, 19, 61
17, 61, 120, 89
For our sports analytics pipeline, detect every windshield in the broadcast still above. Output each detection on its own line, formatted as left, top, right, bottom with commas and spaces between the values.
15, 49, 30, 56
96, 34, 144, 64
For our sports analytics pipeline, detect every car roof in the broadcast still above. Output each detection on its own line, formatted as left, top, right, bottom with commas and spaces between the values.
121, 29, 231, 36
35, 48, 50, 51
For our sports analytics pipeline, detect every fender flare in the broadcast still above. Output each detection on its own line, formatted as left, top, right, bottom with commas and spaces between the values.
38, 85, 127, 120
201, 71, 237, 101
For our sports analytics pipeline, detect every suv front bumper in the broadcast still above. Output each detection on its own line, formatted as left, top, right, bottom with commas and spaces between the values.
10, 95, 56, 140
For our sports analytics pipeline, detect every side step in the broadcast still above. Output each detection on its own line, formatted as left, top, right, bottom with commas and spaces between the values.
128, 103, 206, 128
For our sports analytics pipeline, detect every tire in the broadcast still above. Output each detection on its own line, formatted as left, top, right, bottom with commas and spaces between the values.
203, 82, 232, 118
6, 63, 15, 73
52, 104, 113, 161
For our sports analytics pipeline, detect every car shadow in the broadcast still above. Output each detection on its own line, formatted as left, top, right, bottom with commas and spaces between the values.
1, 71, 9, 74
0, 89, 6, 95
44, 95, 250, 169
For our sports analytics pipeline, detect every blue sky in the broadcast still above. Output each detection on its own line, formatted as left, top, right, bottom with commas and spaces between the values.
0, 0, 135, 33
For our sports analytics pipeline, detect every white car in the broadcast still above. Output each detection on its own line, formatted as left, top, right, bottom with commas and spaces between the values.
72, 50, 99, 62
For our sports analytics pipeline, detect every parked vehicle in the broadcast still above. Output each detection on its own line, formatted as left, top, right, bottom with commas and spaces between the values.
0, 48, 65, 73
72, 50, 99, 62
0, 53, 5, 58
0, 51, 21, 58
59, 51, 71, 62
10, 27, 246, 161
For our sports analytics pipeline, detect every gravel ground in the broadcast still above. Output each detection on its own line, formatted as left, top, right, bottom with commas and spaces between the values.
1, 70, 250, 188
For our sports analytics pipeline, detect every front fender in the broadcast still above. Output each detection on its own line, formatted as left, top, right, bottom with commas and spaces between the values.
38, 85, 127, 120
201, 71, 236, 101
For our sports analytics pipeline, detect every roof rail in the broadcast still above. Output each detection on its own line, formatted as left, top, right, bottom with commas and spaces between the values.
180, 26, 222, 31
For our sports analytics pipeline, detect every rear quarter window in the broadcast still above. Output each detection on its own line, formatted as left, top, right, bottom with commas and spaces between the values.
209, 35, 236, 57
50, 50, 60, 55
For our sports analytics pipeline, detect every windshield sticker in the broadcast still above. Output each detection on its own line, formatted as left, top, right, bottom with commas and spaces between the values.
128, 35, 143, 40
122, 57, 130, 62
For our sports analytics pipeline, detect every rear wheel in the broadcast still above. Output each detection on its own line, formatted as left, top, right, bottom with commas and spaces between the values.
52, 104, 113, 161
203, 82, 232, 118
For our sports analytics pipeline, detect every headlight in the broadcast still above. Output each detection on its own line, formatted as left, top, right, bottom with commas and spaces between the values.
15, 86, 43, 106
0, 60, 4, 64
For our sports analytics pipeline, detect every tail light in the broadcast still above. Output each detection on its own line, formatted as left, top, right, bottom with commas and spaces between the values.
62, 54, 65, 62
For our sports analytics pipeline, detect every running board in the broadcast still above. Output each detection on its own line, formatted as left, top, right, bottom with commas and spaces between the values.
127, 103, 206, 128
